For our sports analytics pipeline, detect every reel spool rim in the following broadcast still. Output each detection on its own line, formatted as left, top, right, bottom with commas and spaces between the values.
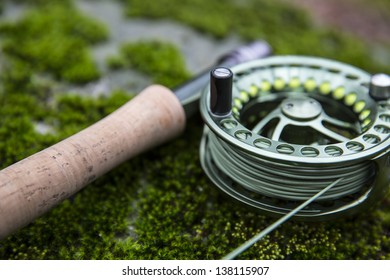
200, 55, 390, 166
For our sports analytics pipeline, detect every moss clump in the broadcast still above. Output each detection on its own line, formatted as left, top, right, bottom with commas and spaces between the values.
0, 3, 108, 83
125, 0, 311, 41
124, 0, 389, 74
107, 41, 191, 88
126, 0, 234, 38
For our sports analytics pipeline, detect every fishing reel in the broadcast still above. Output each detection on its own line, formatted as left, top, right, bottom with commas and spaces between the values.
200, 56, 390, 221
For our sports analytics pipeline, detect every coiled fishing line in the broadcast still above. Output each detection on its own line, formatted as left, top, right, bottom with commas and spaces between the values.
206, 131, 375, 202
199, 56, 390, 258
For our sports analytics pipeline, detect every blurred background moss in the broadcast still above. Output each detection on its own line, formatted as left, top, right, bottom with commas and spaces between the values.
0, 0, 389, 259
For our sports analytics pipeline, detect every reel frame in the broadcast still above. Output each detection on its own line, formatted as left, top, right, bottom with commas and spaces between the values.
200, 55, 390, 220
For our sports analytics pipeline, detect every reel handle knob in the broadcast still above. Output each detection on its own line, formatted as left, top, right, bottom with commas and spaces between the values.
369, 73, 390, 101
210, 67, 233, 116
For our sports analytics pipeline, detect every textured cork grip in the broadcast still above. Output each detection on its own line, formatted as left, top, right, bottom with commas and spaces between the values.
0, 85, 186, 239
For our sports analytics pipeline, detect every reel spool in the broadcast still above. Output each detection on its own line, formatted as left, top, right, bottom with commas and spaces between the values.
200, 56, 390, 221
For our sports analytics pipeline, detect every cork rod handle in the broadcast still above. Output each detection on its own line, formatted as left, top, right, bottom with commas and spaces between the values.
0, 85, 186, 239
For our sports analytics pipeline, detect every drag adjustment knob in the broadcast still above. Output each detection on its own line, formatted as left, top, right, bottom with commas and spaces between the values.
369, 73, 390, 101
210, 67, 233, 116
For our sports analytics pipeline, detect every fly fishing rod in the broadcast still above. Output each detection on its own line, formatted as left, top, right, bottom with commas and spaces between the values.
0, 41, 271, 239
200, 56, 390, 258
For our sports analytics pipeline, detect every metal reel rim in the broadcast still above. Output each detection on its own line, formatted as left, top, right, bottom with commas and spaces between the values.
200, 55, 390, 166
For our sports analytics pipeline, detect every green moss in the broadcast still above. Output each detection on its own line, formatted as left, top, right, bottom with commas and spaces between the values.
0, 3, 108, 83
107, 41, 191, 88
106, 56, 127, 70
0, 0, 389, 260
124, 0, 389, 74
